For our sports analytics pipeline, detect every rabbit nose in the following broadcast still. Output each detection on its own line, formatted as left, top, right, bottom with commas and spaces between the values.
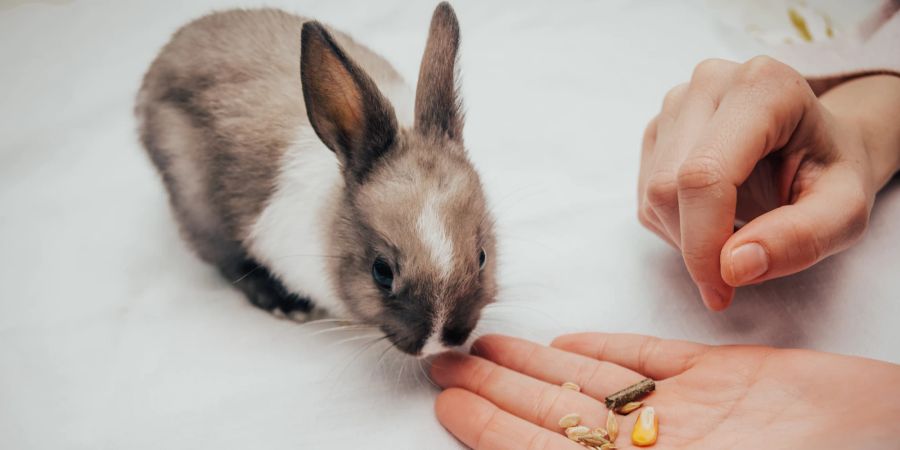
442, 325, 473, 347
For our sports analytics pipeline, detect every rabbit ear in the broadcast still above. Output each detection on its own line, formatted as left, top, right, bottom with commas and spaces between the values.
301, 21, 398, 181
414, 2, 463, 141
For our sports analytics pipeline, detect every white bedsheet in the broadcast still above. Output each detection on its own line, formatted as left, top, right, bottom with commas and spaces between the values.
1, 1, 897, 449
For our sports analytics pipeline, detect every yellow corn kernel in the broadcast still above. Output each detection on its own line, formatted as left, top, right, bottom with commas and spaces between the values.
631, 406, 658, 446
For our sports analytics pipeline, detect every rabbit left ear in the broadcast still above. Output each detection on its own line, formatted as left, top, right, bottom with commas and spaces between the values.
301, 21, 398, 182
414, 2, 464, 142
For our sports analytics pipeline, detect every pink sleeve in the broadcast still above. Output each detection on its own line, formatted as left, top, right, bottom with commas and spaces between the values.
770, 4, 900, 95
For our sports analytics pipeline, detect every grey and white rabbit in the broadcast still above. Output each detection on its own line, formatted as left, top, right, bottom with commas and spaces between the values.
135, 3, 496, 356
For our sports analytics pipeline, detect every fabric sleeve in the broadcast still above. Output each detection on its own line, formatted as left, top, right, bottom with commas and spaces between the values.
769, 4, 900, 95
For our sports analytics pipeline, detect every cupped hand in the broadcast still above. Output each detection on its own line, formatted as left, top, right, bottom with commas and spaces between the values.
430, 333, 900, 449
638, 56, 900, 310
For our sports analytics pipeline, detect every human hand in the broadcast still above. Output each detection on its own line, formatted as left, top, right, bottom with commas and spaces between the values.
431, 333, 900, 449
638, 57, 900, 310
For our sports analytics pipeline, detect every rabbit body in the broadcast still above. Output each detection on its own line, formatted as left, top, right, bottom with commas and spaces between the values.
137, 5, 496, 356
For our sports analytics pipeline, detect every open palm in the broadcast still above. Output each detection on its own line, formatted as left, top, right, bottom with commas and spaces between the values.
430, 333, 900, 449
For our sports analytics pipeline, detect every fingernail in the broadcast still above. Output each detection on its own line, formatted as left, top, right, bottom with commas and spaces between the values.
730, 242, 768, 284
699, 284, 724, 310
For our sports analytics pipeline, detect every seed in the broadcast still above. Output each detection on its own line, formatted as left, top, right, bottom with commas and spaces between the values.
578, 434, 610, 446
606, 410, 619, 442
600, 444, 617, 450
561, 381, 582, 392
558, 413, 581, 428
605, 378, 655, 411
565, 425, 591, 440
591, 428, 608, 440
631, 406, 658, 447
615, 401, 643, 415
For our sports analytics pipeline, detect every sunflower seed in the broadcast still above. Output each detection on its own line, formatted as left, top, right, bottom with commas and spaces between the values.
561, 381, 582, 392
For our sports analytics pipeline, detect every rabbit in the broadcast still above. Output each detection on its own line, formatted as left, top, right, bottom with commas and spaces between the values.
135, 2, 497, 356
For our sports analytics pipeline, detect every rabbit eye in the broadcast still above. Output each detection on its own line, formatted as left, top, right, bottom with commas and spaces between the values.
478, 248, 487, 270
372, 257, 394, 291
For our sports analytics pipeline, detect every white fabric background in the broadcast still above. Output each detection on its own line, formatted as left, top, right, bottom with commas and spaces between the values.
1, 1, 897, 449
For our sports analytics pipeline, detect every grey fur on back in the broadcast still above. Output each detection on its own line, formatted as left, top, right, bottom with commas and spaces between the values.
136, 8, 408, 267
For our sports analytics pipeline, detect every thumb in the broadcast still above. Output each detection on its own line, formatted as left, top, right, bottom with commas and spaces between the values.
720, 167, 871, 287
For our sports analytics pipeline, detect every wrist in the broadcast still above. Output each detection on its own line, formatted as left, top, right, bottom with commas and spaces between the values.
864, 124, 900, 191
818, 74, 900, 191
836, 112, 898, 195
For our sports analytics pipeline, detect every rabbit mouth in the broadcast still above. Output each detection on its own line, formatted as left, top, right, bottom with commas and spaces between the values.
380, 320, 475, 358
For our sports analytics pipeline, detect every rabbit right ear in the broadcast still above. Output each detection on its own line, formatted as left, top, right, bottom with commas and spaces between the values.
414, 2, 463, 141
301, 21, 399, 182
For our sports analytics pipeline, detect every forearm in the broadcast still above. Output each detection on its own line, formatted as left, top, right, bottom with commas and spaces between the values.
819, 74, 900, 190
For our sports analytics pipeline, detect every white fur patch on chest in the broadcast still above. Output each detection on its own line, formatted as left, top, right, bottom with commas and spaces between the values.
245, 127, 347, 317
